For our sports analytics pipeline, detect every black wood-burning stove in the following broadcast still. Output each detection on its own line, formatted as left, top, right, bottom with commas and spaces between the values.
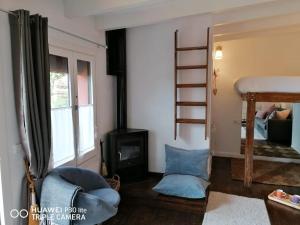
106, 129, 148, 181
105, 29, 148, 181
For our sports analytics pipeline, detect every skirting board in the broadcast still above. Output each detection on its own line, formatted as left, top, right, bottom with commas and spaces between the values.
212, 151, 300, 164
291, 144, 300, 154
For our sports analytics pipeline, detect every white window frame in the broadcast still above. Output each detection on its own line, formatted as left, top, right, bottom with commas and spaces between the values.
74, 52, 97, 165
50, 46, 97, 168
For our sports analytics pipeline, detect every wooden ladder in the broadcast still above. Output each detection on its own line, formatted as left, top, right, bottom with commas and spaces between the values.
174, 28, 210, 140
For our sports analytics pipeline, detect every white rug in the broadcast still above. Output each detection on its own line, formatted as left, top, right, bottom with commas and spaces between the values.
202, 192, 271, 225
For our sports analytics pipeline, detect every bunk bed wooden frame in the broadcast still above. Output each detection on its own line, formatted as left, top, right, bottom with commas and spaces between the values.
242, 92, 300, 187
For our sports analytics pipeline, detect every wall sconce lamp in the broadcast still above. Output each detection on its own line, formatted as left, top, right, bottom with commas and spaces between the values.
213, 46, 223, 95
214, 46, 223, 60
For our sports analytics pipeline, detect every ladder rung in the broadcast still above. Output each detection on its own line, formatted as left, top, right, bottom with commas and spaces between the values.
176, 46, 208, 51
176, 119, 206, 124
177, 65, 207, 70
176, 83, 207, 88
176, 101, 207, 106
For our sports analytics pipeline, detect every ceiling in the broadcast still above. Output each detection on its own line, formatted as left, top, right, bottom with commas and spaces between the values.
63, 0, 167, 17
62, 0, 299, 30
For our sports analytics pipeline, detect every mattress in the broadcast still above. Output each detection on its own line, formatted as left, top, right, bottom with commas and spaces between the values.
235, 76, 300, 94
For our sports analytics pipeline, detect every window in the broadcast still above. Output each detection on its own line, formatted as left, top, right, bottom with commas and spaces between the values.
76, 59, 95, 155
50, 48, 96, 167
50, 55, 70, 108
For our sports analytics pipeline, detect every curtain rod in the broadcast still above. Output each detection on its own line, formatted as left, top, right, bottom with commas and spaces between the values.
0, 8, 107, 49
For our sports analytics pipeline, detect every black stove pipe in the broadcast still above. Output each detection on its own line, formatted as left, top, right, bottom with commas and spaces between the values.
106, 28, 127, 129
117, 74, 127, 129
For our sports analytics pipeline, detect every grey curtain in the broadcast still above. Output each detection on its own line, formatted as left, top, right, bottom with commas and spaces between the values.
9, 9, 51, 223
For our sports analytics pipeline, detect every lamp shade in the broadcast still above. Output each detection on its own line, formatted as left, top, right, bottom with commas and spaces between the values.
215, 46, 223, 60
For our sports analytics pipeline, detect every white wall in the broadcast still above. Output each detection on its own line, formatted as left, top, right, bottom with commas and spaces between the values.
212, 30, 300, 158
127, 14, 212, 173
292, 104, 300, 153
0, 0, 114, 224
0, 11, 25, 225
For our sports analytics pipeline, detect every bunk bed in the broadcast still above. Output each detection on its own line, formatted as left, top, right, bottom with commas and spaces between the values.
235, 76, 300, 187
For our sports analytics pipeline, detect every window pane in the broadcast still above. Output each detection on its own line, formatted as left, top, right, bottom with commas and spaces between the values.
78, 105, 94, 154
50, 55, 70, 108
50, 54, 75, 167
51, 108, 75, 166
77, 60, 92, 106
77, 60, 94, 155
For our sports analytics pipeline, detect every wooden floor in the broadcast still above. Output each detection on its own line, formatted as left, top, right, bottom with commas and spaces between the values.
104, 157, 300, 225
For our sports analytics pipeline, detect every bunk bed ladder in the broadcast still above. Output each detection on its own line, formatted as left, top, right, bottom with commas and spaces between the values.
174, 28, 210, 140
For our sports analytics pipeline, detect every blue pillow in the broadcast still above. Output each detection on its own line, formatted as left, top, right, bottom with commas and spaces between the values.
165, 145, 209, 180
153, 174, 210, 199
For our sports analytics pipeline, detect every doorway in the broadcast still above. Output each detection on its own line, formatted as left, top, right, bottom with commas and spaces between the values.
240, 102, 300, 159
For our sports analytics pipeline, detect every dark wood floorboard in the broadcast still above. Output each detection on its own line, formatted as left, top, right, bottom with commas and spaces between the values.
104, 157, 300, 225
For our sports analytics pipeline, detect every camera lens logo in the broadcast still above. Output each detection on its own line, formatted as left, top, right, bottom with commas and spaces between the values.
10, 209, 28, 219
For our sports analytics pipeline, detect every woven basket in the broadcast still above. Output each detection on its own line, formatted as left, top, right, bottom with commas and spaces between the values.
106, 175, 120, 191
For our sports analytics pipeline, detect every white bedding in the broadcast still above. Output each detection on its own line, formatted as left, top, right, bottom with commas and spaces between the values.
241, 127, 266, 141
235, 76, 300, 94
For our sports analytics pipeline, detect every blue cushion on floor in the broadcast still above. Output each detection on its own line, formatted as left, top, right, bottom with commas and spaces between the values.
153, 174, 209, 199
88, 188, 120, 207
165, 145, 209, 180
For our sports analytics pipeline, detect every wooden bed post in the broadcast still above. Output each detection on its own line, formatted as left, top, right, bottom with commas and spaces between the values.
240, 91, 300, 187
244, 93, 256, 187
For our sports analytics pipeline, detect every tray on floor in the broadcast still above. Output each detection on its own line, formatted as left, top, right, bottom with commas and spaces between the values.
268, 191, 300, 210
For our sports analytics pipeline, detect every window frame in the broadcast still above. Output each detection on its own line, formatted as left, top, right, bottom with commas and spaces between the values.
49, 46, 97, 168
73, 52, 97, 165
